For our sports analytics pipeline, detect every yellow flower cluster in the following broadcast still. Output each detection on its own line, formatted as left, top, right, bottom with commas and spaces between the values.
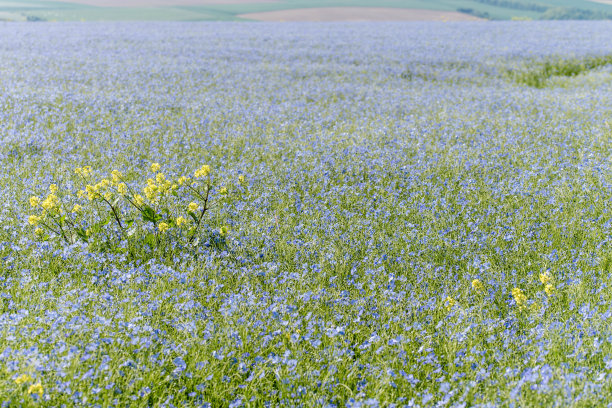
445, 296, 457, 312
134, 194, 144, 206
84, 178, 112, 201
194, 164, 211, 178
15, 373, 33, 385
117, 183, 128, 195
74, 166, 92, 177
539, 273, 555, 296
28, 215, 41, 226
29, 162, 231, 246
111, 169, 122, 184
41, 194, 60, 212
471, 279, 485, 294
29, 196, 40, 207
28, 382, 43, 397
511, 287, 527, 308
143, 171, 175, 203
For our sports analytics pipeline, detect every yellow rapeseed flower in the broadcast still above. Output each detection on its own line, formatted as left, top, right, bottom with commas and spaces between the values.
29, 196, 40, 207
15, 374, 33, 385
34, 228, 43, 236
176, 216, 187, 227
111, 170, 122, 184
151, 162, 161, 172
28, 215, 41, 226
512, 287, 527, 308
49, 184, 58, 194
445, 296, 456, 312
194, 164, 211, 178
158, 222, 169, 233
117, 183, 127, 195
156, 173, 166, 184
41, 194, 59, 211
219, 186, 228, 195
27, 382, 43, 397
539, 273, 552, 285
471, 279, 484, 293
178, 176, 189, 185
71, 204, 82, 213
188, 202, 198, 213
238, 175, 245, 184
134, 194, 144, 206
544, 284, 555, 296
219, 225, 229, 236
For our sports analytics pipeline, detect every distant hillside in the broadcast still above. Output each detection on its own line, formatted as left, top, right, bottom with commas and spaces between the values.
1, 0, 612, 21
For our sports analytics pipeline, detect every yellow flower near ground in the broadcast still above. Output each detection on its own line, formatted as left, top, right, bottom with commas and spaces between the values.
15, 373, 33, 385
188, 202, 198, 212
178, 176, 189, 185
445, 296, 456, 311
29, 196, 40, 207
219, 225, 229, 236
71, 204, 82, 213
471, 279, 484, 293
117, 183, 128, 195
41, 194, 59, 211
34, 228, 43, 235
28, 215, 41, 226
111, 169, 122, 183
134, 194, 144, 206
176, 216, 187, 227
156, 173, 166, 183
27, 382, 43, 397
539, 273, 552, 285
544, 284, 554, 296
151, 162, 161, 172
158, 222, 169, 233
194, 164, 211, 178
49, 184, 58, 194
219, 186, 228, 195
511, 287, 527, 308
238, 175, 245, 184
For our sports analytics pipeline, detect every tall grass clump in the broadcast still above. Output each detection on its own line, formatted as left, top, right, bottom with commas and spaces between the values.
509, 54, 612, 87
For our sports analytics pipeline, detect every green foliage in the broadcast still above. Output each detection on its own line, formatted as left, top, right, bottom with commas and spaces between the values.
473, 0, 548, 12
508, 54, 612, 88
457, 7, 491, 19
540, 7, 612, 20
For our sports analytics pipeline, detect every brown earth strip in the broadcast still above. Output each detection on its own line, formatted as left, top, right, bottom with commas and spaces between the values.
239, 7, 484, 22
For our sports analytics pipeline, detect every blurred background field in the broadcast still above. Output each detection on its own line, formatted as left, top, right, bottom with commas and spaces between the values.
1, 0, 612, 21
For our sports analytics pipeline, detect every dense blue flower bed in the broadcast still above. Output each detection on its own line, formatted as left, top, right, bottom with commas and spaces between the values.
1, 21, 612, 407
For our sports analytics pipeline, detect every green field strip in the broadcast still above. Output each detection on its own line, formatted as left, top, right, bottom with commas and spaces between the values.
33, 7, 215, 21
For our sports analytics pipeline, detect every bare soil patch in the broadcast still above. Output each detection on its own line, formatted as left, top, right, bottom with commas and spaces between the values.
239, 7, 484, 22
38, 0, 278, 7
